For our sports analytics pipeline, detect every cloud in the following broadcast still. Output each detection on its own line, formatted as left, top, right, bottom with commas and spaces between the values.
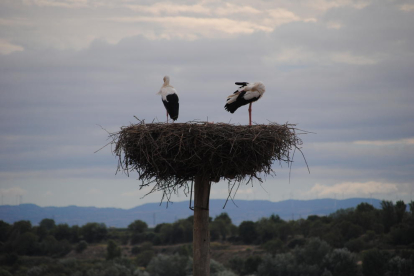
108, 5, 317, 40
86, 188, 102, 195
308, 0, 371, 11
122, 189, 147, 197
326, 21, 343, 29
400, 4, 414, 12
210, 187, 254, 196
265, 8, 316, 27
354, 138, 414, 146
0, 0, 413, 208
0, 187, 27, 196
109, 16, 273, 39
0, 40, 24, 55
306, 181, 399, 198
263, 49, 380, 66
45, 191, 53, 196
126, 3, 211, 15
234, 188, 254, 195
0, 18, 32, 27
22, 0, 89, 8
330, 51, 380, 65
215, 3, 261, 16
263, 47, 318, 65
0, 1, 319, 50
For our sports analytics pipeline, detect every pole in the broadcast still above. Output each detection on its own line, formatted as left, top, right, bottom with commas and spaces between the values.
193, 175, 211, 276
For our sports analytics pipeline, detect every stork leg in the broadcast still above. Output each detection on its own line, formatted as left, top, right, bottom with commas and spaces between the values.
166, 110, 169, 124
248, 103, 252, 126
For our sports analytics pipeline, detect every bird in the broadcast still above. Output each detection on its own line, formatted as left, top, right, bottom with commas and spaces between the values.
224, 81, 266, 125
157, 75, 179, 123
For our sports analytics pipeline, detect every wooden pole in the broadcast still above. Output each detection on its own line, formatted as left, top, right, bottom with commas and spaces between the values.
193, 175, 211, 276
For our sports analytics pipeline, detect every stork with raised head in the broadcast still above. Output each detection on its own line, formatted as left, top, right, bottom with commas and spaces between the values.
157, 75, 179, 123
224, 81, 266, 125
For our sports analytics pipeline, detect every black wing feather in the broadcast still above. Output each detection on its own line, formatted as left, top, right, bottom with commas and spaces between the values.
225, 91, 247, 113
235, 82, 249, 87
224, 91, 261, 113
163, 93, 179, 121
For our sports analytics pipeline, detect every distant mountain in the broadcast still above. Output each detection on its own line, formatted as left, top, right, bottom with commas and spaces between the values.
0, 198, 382, 228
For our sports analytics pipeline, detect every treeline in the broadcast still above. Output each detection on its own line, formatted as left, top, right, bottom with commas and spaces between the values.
1, 200, 414, 253
0, 220, 108, 257
0, 200, 414, 276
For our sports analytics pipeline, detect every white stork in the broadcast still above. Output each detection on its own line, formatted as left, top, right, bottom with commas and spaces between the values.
224, 81, 266, 125
157, 75, 179, 122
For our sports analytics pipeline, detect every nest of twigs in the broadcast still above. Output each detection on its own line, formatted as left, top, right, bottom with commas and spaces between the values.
108, 120, 307, 201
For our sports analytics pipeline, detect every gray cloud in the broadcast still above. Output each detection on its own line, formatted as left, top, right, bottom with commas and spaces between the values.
0, 0, 413, 207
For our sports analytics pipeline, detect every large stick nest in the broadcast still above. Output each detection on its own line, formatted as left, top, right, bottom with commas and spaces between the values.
109, 120, 307, 200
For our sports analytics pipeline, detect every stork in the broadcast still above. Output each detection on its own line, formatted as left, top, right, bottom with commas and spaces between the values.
224, 81, 266, 125
157, 76, 179, 123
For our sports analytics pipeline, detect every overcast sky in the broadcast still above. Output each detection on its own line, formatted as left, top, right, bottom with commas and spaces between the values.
0, 0, 413, 209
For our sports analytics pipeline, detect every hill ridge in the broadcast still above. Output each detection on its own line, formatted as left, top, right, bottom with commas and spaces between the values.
0, 198, 382, 227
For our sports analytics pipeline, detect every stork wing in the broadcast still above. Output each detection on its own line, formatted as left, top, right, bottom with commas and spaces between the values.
235, 82, 249, 87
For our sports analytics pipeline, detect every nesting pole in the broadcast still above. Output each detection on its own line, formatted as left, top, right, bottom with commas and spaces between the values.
193, 175, 211, 276
111, 120, 307, 276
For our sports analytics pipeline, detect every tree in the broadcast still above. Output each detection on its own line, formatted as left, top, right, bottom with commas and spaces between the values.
81, 222, 107, 243
293, 238, 331, 266
106, 240, 121, 260
255, 218, 277, 243
262, 238, 284, 255
238, 221, 257, 244
228, 256, 244, 275
0, 268, 13, 276
53, 223, 72, 241
9, 221, 32, 243
128, 220, 148, 233
269, 214, 284, 223
389, 223, 414, 245
353, 203, 380, 231
356, 202, 375, 213
13, 232, 38, 255
159, 223, 173, 244
39, 219, 56, 231
387, 256, 412, 276
344, 238, 365, 253
75, 240, 88, 253
39, 235, 59, 255
257, 253, 296, 276
0, 221, 11, 243
296, 218, 311, 237
362, 249, 389, 276
409, 201, 414, 216
322, 248, 359, 276
147, 254, 190, 276
215, 213, 232, 225
395, 200, 406, 224
381, 200, 395, 233
308, 220, 329, 239
135, 250, 155, 267
276, 222, 292, 242
336, 220, 364, 241
211, 213, 233, 241
170, 219, 192, 244
70, 225, 81, 243
244, 255, 262, 275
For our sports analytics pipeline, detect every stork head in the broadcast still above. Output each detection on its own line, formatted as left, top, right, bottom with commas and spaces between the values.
252, 81, 265, 94
163, 75, 170, 85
